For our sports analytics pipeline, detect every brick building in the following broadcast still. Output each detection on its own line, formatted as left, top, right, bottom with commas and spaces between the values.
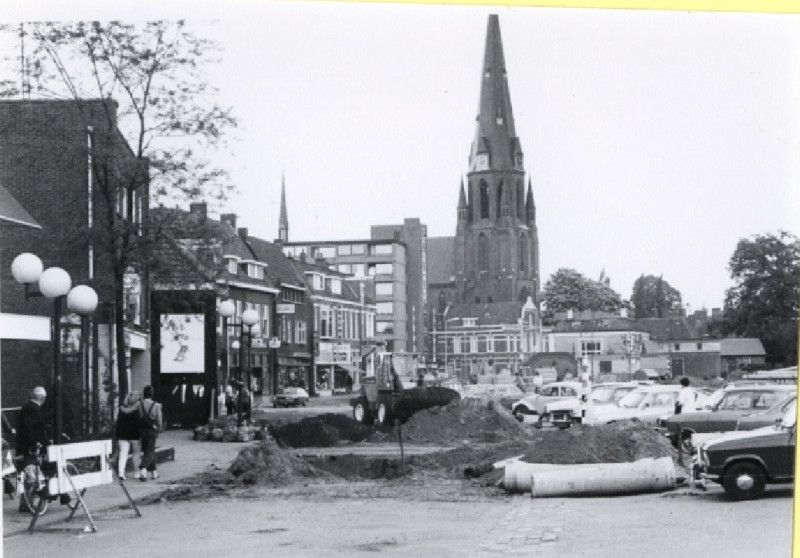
0, 100, 148, 435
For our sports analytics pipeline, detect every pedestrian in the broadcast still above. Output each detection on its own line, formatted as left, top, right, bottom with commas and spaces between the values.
16, 386, 50, 512
674, 377, 694, 414
115, 390, 142, 481
137, 385, 163, 481
532, 371, 543, 394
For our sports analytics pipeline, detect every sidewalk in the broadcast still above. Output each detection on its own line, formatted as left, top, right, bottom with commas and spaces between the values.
2, 429, 254, 537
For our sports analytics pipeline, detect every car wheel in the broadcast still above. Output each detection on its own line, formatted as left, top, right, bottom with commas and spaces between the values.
513, 407, 534, 422
353, 400, 373, 424
723, 462, 766, 501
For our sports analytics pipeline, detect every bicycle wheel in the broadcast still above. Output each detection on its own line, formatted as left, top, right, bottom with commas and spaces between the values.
21, 463, 48, 516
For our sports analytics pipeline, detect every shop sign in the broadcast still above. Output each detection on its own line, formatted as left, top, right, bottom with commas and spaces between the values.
277, 303, 295, 314
268, 337, 281, 349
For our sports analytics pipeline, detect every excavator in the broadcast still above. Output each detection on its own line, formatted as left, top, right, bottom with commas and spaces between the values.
349, 352, 460, 427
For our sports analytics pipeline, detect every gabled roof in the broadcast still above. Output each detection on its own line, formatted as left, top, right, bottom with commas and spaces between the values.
635, 317, 702, 341
551, 316, 642, 333
721, 338, 766, 357
287, 257, 362, 303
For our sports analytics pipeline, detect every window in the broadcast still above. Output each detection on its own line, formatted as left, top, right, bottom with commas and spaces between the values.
463, 318, 477, 327
375, 283, 393, 296
351, 244, 366, 255
247, 263, 264, 279
351, 264, 366, 277
316, 246, 336, 259
376, 321, 393, 334
479, 180, 489, 219
477, 336, 487, 353
674, 344, 680, 351
312, 274, 324, 290
338, 245, 351, 255
561, 387, 577, 397
260, 307, 270, 337
296, 321, 307, 344
370, 263, 393, 275
280, 316, 291, 343
372, 244, 393, 256
496, 181, 504, 219
580, 340, 601, 356
460, 337, 471, 353
519, 236, 528, 272
478, 234, 488, 271
226, 258, 238, 275
338, 264, 352, 274
330, 278, 342, 295
696, 342, 703, 350
319, 307, 332, 338
376, 302, 394, 315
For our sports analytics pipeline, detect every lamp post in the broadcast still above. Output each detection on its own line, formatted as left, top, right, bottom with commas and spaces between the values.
11, 253, 99, 443
218, 301, 259, 427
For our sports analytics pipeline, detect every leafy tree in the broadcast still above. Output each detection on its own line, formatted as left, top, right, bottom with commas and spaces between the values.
542, 268, 623, 320
631, 274, 683, 318
2, 21, 236, 404
723, 231, 799, 367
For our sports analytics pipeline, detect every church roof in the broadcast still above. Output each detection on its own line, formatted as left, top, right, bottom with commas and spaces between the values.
445, 301, 525, 326
426, 236, 455, 285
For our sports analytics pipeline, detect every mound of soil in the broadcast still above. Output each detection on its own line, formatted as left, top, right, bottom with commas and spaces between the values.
398, 397, 529, 444
270, 413, 373, 448
228, 436, 334, 486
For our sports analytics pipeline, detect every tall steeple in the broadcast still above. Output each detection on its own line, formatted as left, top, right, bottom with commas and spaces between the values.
469, 14, 523, 173
454, 14, 538, 307
278, 172, 288, 243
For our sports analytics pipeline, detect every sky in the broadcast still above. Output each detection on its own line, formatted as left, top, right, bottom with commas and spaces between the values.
4, 1, 800, 312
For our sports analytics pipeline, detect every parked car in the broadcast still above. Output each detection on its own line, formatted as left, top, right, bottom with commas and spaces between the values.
462, 384, 524, 409
585, 384, 708, 426
541, 382, 640, 428
272, 387, 309, 407
697, 402, 796, 500
511, 381, 582, 421
662, 385, 795, 450
736, 395, 797, 431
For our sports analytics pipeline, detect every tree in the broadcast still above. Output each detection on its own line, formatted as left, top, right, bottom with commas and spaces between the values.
723, 231, 799, 367
541, 268, 623, 320
2, 22, 236, 406
631, 274, 683, 318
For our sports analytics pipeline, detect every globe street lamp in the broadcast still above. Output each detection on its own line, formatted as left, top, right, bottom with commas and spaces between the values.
218, 302, 259, 427
11, 253, 99, 443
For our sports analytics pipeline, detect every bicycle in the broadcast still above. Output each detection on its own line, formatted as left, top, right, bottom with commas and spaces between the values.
15, 442, 81, 516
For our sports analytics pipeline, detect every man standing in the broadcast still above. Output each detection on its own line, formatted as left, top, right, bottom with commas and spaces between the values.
675, 377, 694, 414
16, 386, 50, 512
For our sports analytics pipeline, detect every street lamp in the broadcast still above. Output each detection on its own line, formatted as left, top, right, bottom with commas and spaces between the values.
11, 253, 99, 443
218, 301, 259, 427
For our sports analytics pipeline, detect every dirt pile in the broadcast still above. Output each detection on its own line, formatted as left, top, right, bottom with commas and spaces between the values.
227, 436, 334, 486
398, 397, 528, 444
270, 413, 373, 447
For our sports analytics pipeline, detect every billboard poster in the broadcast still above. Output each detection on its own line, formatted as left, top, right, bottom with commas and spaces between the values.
160, 313, 205, 374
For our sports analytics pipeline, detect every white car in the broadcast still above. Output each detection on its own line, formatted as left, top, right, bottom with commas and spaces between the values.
542, 382, 641, 427
585, 384, 708, 426
511, 381, 583, 421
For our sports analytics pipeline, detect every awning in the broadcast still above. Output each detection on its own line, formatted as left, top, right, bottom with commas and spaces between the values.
0, 183, 40, 229
334, 363, 362, 376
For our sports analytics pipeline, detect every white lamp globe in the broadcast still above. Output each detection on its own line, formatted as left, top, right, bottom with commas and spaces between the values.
249, 323, 261, 337
241, 309, 259, 327
38, 267, 72, 298
11, 253, 43, 284
218, 300, 236, 318
231, 340, 241, 350
67, 285, 99, 315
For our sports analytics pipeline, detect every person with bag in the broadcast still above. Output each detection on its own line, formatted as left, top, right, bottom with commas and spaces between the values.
137, 385, 163, 482
115, 390, 142, 481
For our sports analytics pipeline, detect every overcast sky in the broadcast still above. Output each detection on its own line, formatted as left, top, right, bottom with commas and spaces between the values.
5, 1, 800, 312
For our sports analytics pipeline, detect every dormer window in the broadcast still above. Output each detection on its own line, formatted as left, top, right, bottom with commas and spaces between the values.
247, 263, 264, 279
331, 278, 342, 295
225, 256, 239, 275
312, 274, 324, 290
463, 318, 477, 327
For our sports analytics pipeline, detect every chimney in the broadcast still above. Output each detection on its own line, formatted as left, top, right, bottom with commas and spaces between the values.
189, 202, 207, 221
221, 213, 237, 229
237, 227, 248, 241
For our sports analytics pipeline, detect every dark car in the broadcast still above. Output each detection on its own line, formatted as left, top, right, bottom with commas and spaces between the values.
697, 403, 795, 500
272, 387, 309, 408
736, 395, 796, 431
663, 385, 795, 451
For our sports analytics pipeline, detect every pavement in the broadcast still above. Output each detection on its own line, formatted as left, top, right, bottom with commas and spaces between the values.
2, 429, 257, 537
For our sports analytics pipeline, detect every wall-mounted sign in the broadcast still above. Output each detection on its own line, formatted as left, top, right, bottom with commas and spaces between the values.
251, 338, 267, 349
268, 337, 282, 349
160, 313, 205, 374
277, 304, 295, 314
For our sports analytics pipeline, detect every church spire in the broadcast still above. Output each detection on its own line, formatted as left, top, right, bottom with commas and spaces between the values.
457, 179, 468, 227
278, 172, 288, 243
469, 14, 523, 172
525, 179, 535, 223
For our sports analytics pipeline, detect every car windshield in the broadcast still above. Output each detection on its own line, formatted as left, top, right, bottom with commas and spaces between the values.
780, 401, 796, 428
618, 390, 647, 408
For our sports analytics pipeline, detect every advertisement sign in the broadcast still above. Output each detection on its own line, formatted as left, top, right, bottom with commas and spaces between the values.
160, 313, 205, 374
277, 303, 295, 314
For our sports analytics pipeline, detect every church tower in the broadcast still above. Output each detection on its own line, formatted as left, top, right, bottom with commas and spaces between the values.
455, 14, 539, 305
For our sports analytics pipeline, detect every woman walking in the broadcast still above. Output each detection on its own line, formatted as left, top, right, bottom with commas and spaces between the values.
116, 390, 142, 480
138, 385, 163, 481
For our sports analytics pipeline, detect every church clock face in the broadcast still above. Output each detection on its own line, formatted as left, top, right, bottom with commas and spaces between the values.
474, 153, 489, 171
